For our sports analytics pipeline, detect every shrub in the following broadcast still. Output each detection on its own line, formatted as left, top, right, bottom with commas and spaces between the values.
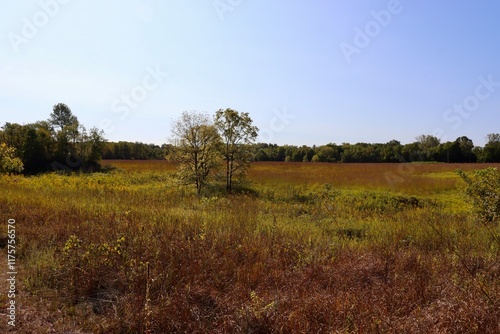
457, 168, 500, 224
0, 143, 24, 174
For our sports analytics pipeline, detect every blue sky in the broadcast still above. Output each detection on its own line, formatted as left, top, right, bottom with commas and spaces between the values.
1, 0, 499, 147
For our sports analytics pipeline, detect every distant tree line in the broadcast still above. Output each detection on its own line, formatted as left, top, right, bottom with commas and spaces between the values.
101, 142, 172, 160
0, 103, 105, 174
253, 134, 500, 163
2, 103, 499, 177
101, 134, 500, 164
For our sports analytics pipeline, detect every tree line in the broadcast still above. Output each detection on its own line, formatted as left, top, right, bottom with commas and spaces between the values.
101, 142, 172, 160
103, 134, 500, 164
253, 134, 500, 163
1, 103, 105, 174
1, 103, 499, 181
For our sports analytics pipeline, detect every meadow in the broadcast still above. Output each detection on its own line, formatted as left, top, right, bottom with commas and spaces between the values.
0, 161, 499, 333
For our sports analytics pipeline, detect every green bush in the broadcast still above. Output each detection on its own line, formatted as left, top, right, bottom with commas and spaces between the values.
457, 167, 500, 224
0, 143, 23, 174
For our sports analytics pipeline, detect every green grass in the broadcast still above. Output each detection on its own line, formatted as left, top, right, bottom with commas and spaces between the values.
0, 161, 499, 333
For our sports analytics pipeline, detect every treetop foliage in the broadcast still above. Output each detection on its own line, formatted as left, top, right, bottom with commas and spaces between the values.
215, 108, 258, 192
50, 103, 78, 130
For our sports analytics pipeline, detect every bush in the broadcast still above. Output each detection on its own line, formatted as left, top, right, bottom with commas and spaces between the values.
0, 143, 24, 174
457, 168, 500, 224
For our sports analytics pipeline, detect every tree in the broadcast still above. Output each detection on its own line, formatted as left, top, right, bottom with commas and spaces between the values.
0, 122, 27, 153
453, 136, 475, 162
1, 122, 54, 174
49, 103, 81, 168
483, 133, 500, 162
473, 146, 486, 162
171, 111, 222, 195
214, 108, 258, 192
75, 126, 106, 171
50, 103, 78, 130
416, 134, 440, 161
0, 143, 23, 174
381, 140, 402, 162
1, 105, 105, 174
486, 133, 500, 143
22, 126, 51, 174
437, 141, 461, 163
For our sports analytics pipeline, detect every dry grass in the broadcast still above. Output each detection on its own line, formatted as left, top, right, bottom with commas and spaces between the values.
0, 161, 499, 333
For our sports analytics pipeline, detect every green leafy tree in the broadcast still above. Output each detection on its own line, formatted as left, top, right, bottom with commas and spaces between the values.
1, 105, 104, 174
22, 127, 50, 174
483, 133, 500, 162
214, 108, 258, 192
50, 103, 78, 130
1, 122, 54, 174
49, 103, 81, 168
0, 143, 23, 174
381, 140, 402, 162
473, 146, 486, 163
456, 136, 474, 162
416, 134, 440, 161
0, 122, 27, 153
74, 126, 106, 171
171, 111, 222, 195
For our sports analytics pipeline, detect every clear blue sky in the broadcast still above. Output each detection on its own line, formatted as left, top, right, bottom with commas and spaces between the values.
1, 0, 499, 146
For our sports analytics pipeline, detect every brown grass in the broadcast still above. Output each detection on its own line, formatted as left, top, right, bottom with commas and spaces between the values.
0, 161, 499, 333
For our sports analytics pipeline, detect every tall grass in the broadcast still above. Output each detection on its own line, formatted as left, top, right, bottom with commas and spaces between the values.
0, 162, 499, 333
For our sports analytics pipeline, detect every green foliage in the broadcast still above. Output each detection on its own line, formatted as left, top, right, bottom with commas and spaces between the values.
1, 103, 106, 174
50, 103, 78, 130
457, 167, 500, 224
416, 134, 441, 161
102, 141, 171, 160
482, 133, 500, 162
0, 142, 24, 174
214, 108, 258, 192
251, 135, 500, 163
170, 111, 222, 195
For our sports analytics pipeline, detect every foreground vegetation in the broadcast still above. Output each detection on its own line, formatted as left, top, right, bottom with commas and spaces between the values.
1, 162, 499, 333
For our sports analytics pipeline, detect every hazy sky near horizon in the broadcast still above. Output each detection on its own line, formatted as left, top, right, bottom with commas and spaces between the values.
1, 0, 499, 146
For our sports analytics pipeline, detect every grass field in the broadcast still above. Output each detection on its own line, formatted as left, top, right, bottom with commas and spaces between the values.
1, 161, 499, 333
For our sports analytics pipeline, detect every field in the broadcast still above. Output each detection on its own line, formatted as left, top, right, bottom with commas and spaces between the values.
1, 161, 499, 333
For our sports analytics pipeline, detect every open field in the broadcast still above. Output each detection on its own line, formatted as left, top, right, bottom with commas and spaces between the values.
1, 161, 499, 333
